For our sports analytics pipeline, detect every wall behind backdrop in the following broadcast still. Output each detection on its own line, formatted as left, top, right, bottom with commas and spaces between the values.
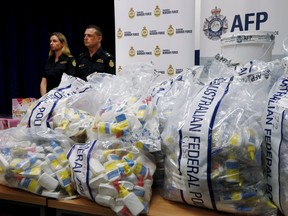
0, 1, 115, 116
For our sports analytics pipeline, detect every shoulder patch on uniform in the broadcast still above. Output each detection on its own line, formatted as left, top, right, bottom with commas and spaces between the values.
109, 59, 114, 68
72, 60, 76, 67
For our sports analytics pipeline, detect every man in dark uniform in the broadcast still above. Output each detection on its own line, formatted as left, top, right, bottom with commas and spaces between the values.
76, 25, 115, 81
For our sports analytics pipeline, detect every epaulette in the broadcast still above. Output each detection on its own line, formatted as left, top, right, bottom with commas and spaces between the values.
104, 51, 111, 57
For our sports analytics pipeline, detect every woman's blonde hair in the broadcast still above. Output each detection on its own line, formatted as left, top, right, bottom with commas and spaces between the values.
48, 32, 72, 57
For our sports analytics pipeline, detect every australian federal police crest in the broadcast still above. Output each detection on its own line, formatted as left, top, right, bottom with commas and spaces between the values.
203, 7, 228, 40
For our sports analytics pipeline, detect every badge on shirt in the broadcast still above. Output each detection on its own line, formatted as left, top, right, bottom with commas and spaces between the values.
96, 59, 104, 63
109, 60, 114, 68
72, 60, 76, 67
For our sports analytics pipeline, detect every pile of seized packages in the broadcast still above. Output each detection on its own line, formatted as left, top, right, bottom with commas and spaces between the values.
2, 54, 288, 216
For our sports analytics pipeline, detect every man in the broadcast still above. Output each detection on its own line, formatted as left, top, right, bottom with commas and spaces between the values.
76, 25, 116, 81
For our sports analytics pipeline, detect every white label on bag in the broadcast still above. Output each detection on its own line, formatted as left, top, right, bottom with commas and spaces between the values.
67, 141, 97, 200
263, 76, 288, 212
27, 77, 91, 128
179, 78, 231, 210
28, 85, 75, 128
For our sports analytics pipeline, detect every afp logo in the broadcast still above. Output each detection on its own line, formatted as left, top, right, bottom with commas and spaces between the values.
204, 6, 269, 41
203, 7, 228, 40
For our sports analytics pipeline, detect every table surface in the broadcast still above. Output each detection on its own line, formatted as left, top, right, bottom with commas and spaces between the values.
0, 184, 231, 216
0, 184, 47, 206
48, 189, 229, 216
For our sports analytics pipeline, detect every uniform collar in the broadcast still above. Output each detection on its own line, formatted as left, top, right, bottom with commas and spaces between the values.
49, 53, 66, 61
88, 46, 104, 58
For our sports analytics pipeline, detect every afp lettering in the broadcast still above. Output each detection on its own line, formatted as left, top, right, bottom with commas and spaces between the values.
231, 12, 268, 32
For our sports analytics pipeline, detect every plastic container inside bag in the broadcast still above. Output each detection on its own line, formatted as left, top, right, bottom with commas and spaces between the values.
67, 139, 156, 215
0, 127, 77, 199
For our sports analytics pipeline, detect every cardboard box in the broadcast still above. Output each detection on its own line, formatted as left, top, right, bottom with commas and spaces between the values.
0, 117, 20, 130
12, 98, 37, 119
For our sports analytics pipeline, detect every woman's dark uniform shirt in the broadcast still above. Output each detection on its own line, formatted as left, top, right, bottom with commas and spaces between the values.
76, 46, 115, 81
42, 54, 76, 92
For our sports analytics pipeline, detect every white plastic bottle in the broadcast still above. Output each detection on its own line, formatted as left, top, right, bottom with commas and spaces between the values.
117, 183, 144, 216
51, 141, 68, 166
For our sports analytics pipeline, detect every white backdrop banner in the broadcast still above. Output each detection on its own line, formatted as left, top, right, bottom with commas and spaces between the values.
114, 0, 195, 80
199, 0, 288, 64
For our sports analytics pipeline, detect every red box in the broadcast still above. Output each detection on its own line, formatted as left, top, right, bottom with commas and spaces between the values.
0, 118, 21, 130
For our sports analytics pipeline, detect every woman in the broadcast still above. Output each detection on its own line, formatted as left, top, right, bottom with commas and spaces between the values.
40, 32, 76, 96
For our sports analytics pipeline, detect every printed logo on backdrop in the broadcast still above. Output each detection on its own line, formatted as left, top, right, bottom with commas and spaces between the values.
128, 8, 135, 19
117, 65, 123, 74
128, 5, 179, 19
167, 25, 174, 36
163, 48, 178, 55
203, 7, 228, 40
167, 65, 175, 76
154, 5, 161, 17
128, 45, 178, 58
123, 30, 139, 37
166, 65, 183, 76
150, 28, 165, 36
117, 28, 123, 39
141, 27, 149, 38
130, 8, 152, 18
129, 47, 136, 57
154, 45, 161, 57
